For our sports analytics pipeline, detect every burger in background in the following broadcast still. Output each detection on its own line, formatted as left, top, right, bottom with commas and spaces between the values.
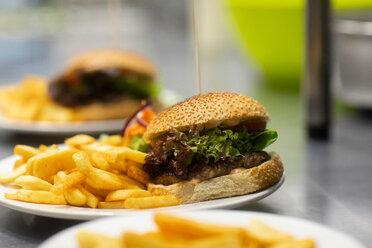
49, 49, 161, 121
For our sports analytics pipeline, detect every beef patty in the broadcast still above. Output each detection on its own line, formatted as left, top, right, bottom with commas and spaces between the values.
153, 151, 270, 185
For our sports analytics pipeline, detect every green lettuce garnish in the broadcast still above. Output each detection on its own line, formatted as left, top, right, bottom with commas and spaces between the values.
164, 127, 278, 163
130, 135, 151, 153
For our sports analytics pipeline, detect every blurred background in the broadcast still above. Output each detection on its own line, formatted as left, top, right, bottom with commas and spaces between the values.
2, 0, 372, 245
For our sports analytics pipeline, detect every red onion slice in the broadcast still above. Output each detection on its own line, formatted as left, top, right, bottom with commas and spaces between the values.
120, 100, 152, 136
135, 117, 148, 128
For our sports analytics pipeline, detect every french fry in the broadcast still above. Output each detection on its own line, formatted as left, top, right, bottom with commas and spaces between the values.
123, 232, 186, 248
65, 134, 96, 147
5, 189, 66, 205
78, 186, 99, 208
14, 175, 52, 191
123, 149, 147, 164
268, 239, 315, 248
54, 171, 67, 184
14, 145, 40, 160
90, 153, 110, 171
124, 196, 180, 209
85, 168, 126, 191
154, 213, 246, 242
99, 135, 123, 147
127, 166, 150, 184
98, 201, 127, 209
105, 189, 151, 202
247, 219, 293, 246
13, 158, 26, 170
77, 231, 122, 248
84, 184, 111, 198
39, 144, 59, 153
73, 151, 92, 175
61, 171, 86, 189
0, 164, 27, 184
82, 143, 146, 164
27, 148, 78, 180
64, 187, 87, 206
125, 160, 143, 169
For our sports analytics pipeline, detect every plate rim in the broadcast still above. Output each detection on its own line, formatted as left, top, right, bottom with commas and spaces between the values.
38, 209, 365, 248
0, 153, 285, 220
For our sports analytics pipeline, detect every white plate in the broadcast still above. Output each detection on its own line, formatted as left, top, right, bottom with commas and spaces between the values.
0, 89, 182, 135
39, 210, 365, 248
0, 154, 284, 220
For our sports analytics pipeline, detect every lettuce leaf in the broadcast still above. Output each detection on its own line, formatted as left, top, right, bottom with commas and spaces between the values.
130, 135, 151, 153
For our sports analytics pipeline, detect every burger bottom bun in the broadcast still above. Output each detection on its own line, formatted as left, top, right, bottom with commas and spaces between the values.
147, 152, 283, 204
73, 98, 144, 121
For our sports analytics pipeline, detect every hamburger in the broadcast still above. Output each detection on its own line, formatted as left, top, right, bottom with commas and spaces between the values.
142, 92, 283, 204
48, 49, 160, 120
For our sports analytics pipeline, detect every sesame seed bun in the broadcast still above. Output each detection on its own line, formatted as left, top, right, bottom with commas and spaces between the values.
147, 152, 283, 204
144, 92, 269, 140
66, 49, 156, 77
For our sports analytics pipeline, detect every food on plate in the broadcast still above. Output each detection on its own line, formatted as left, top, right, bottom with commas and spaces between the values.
77, 213, 316, 248
0, 49, 161, 122
0, 134, 179, 209
0, 76, 78, 122
142, 92, 283, 204
48, 49, 161, 120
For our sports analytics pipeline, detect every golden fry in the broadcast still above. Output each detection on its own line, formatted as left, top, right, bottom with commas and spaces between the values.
105, 189, 151, 202
154, 213, 245, 242
247, 219, 293, 246
98, 201, 127, 209
77, 231, 122, 248
268, 239, 315, 248
14, 175, 52, 191
65, 134, 96, 147
73, 151, 92, 175
5, 190, 66, 205
127, 166, 150, 184
0, 164, 27, 184
27, 148, 78, 180
14, 145, 40, 161
78, 186, 99, 208
64, 187, 87, 206
13, 158, 26, 170
99, 135, 123, 147
90, 153, 110, 171
124, 196, 180, 209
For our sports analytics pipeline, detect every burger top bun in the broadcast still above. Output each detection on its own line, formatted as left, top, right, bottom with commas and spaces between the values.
144, 92, 269, 140
65, 49, 156, 77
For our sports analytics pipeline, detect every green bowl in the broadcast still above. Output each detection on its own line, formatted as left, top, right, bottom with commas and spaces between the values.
224, 0, 372, 92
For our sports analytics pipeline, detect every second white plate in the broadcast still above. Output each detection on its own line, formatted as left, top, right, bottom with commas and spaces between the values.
39, 210, 365, 248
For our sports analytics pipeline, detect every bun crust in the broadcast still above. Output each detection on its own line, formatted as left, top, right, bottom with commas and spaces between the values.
144, 92, 269, 140
73, 98, 143, 121
66, 49, 156, 77
147, 152, 283, 204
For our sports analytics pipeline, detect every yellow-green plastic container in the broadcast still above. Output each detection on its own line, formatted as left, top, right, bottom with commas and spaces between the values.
224, 0, 372, 92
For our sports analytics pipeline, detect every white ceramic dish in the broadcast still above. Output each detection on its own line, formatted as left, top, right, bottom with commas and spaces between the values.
39, 210, 365, 248
0, 153, 284, 220
0, 89, 182, 135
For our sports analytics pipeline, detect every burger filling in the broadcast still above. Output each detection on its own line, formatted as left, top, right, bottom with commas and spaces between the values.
49, 68, 160, 107
143, 125, 278, 185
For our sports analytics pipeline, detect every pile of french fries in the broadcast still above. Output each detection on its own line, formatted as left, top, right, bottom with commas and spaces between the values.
0, 76, 81, 122
0, 134, 179, 209
77, 213, 316, 248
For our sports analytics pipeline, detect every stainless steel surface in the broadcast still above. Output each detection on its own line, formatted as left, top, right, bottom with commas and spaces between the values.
0, 2, 372, 248
304, 0, 332, 139
335, 14, 372, 108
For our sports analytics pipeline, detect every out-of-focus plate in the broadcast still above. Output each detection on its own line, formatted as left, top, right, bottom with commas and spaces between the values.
39, 210, 365, 248
0, 153, 285, 220
0, 89, 182, 135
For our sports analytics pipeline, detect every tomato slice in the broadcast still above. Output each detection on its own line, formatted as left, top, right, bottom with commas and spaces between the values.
231, 120, 267, 132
